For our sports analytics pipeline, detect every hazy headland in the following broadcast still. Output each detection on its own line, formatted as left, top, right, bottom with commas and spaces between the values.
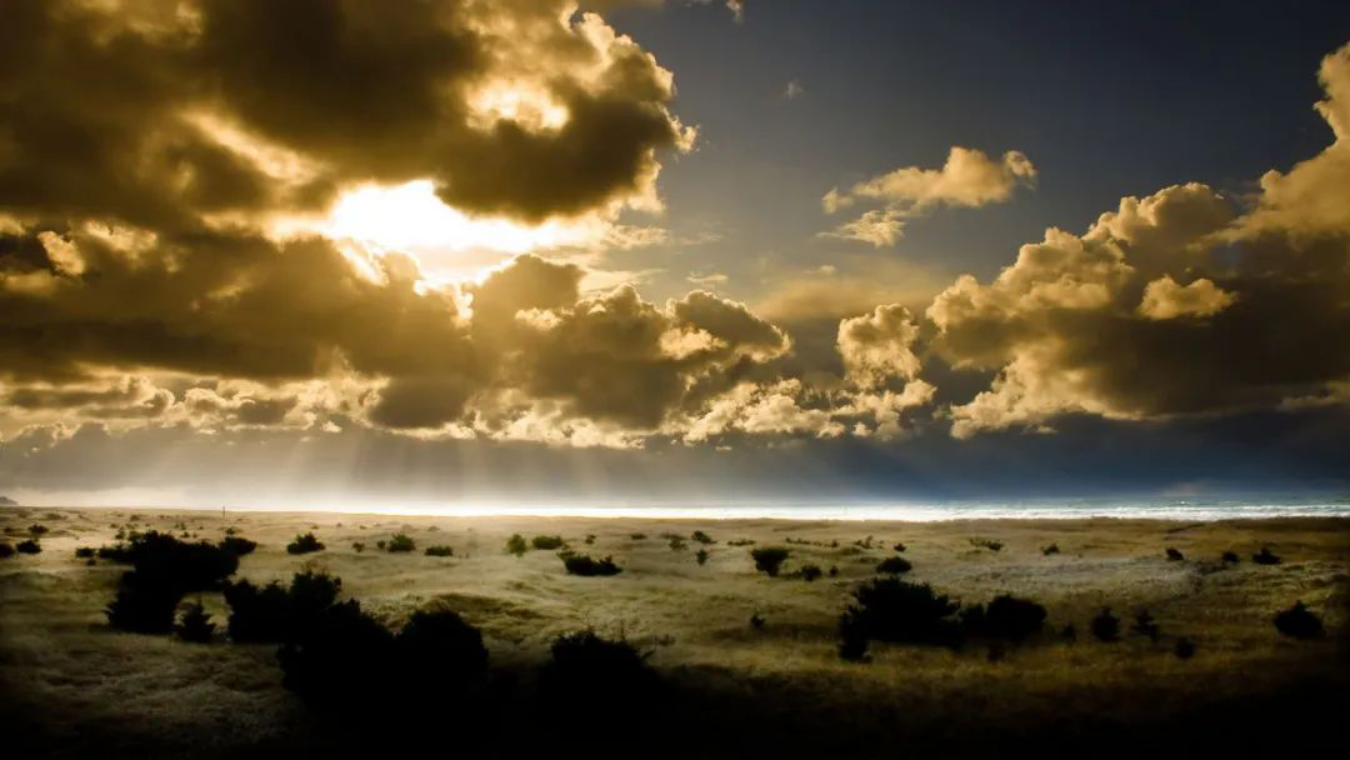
2, 506, 1347, 757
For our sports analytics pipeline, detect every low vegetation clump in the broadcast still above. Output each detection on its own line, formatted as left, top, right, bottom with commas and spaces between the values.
0, 542, 13, 558
1091, 607, 1121, 642
960, 595, 1047, 643
424, 545, 455, 557
385, 534, 416, 553
751, 547, 791, 577
668, 536, 687, 551
1166, 548, 1185, 561
75, 546, 95, 558
892, 542, 907, 552
218, 536, 258, 556
800, 564, 823, 582
1041, 543, 1060, 556
1132, 610, 1161, 643
28, 524, 49, 536
1222, 551, 1240, 563
1174, 637, 1196, 660
1253, 547, 1282, 565
691, 530, 715, 544
876, 556, 912, 575
175, 601, 216, 643
727, 538, 755, 547
1273, 601, 1324, 640
16, 539, 41, 554
750, 612, 765, 630
506, 534, 527, 556
539, 631, 660, 719
223, 570, 342, 643
561, 553, 622, 577
695, 549, 709, 566
839, 578, 963, 652
969, 537, 1004, 552
286, 533, 325, 555
278, 599, 396, 709
532, 535, 566, 550
102, 531, 241, 634
352, 542, 366, 553
629, 533, 646, 540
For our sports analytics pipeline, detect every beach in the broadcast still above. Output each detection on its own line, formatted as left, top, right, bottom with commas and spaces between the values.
2, 506, 1348, 756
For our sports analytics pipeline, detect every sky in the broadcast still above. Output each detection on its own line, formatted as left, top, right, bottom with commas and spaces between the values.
2, 0, 1350, 509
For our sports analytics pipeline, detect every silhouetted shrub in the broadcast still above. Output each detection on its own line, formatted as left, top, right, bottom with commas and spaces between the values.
1042, 544, 1061, 556
691, 530, 715, 544
1174, 637, 1196, 660
892, 542, 907, 552
107, 531, 239, 591
385, 533, 416, 553
1132, 610, 1161, 643
829, 565, 839, 577
838, 614, 870, 662
28, 524, 48, 536
561, 553, 621, 577
584, 534, 596, 545
629, 533, 646, 540
801, 564, 823, 582
1166, 548, 1185, 561
218, 536, 257, 556
1273, 601, 1324, 640
962, 594, 1047, 643
506, 534, 527, 556
539, 631, 660, 718
750, 612, 766, 630
1060, 623, 1077, 642
424, 545, 454, 557
75, 547, 95, 558
107, 583, 182, 633
695, 549, 709, 566
1091, 607, 1121, 642
224, 570, 342, 643
727, 538, 755, 547
286, 533, 325, 555
352, 542, 366, 553
1253, 547, 1282, 565
16, 539, 41, 554
0, 542, 13, 558
969, 538, 1003, 552
376, 540, 386, 550
278, 600, 397, 709
840, 578, 962, 648
396, 609, 488, 691
668, 536, 687, 551
751, 547, 790, 577
532, 535, 566, 550
1222, 551, 1240, 563
876, 556, 912, 575
176, 601, 216, 643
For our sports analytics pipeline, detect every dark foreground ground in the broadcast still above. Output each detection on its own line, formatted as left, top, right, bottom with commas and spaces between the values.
2, 508, 1348, 758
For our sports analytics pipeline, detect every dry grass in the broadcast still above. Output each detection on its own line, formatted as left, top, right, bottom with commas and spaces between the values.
1, 507, 1347, 753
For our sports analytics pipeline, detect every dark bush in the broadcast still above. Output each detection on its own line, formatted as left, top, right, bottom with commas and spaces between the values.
386, 533, 416, 553
175, 601, 216, 643
105, 531, 239, 592
727, 538, 755, 547
532, 535, 566, 550
1273, 601, 1324, 640
561, 553, 621, 577
286, 533, 325, 555
0, 542, 13, 558
751, 547, 790, 577
278, 600, 397, 709
539, 631, 660, 717
218, 536, 258, 556
695, 549, 709, 566
75, 546, 95, 558
750, 612, 766, 630
352, 542, 366, 553
224, 570, 342, 643
828, 565, 839, 577
506, 534, 527, 556
106, 583, 182, 633
668, 536, 687, 551
1253, 547, 1281, 565
691, 530, 715, 544
396, 609, 489, 690
1091, 607, 1121, 642
1174, 637, 1196, 660
1060, 623, 1078, 642
801, 564, 823, 582
892, 542, 907, 553
376, 540, 386, 550
1132, 610, 1161, 643
584, 534, 596, 545
876, 556, 912, 575
1166, 548, 1185, 561
840, 578, 962, 648
28, 524, 48, 536
1222, 551, 1240, 563
424, 545, 455, 557
1042, 544, 1061, 556
629, 533, 646, 540
962, 595, 1047, 643
969, 538, 1003, 552
16, 539, 41, 554
838, 614, 871, 662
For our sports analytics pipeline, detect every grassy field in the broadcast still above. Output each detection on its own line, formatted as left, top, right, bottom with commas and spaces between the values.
2, 506, 1348, 757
